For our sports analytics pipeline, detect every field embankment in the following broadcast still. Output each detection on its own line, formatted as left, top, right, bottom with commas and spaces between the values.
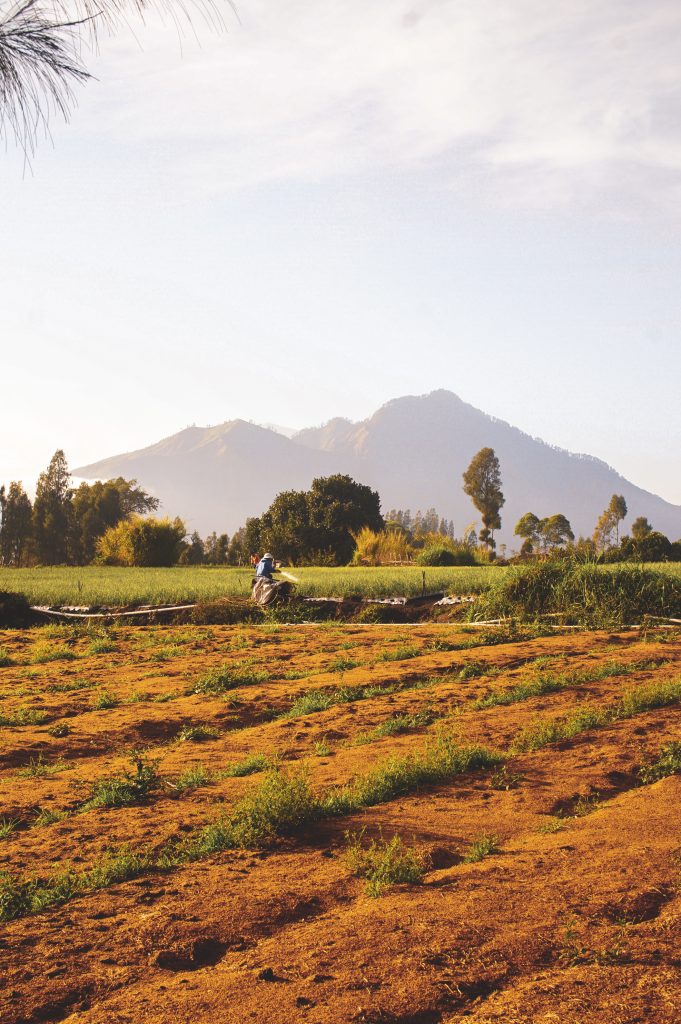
1, 620, 680, 1023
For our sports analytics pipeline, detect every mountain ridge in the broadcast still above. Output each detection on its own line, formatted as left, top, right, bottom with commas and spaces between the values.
74, 390, 681, 545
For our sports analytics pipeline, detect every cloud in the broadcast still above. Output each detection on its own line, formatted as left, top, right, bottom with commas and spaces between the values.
48, 0, 681, 208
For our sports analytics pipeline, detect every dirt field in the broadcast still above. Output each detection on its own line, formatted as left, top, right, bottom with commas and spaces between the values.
1, 622, 680, 1024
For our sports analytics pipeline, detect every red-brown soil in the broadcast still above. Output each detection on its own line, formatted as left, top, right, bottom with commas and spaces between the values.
1, 622, 680, 1024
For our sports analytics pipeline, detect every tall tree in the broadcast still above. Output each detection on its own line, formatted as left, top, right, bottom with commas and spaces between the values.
593, 494, 628, 550
307, 475, 384, 565
540, 514, 574, 550
514, 512, 542, 555
69, 477, 158, 564
0, 481, 33, 565
462, 447, 504, 554
32, 450, 71, 564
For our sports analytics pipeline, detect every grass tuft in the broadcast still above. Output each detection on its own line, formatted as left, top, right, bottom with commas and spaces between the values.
176, 724, 220, 743
345, 830, 426, 897
639, 741, 681, 784
192, 664, 269, 695
79, 758, 160, 810
463, 833, 500, 863
0, 818, 19, 840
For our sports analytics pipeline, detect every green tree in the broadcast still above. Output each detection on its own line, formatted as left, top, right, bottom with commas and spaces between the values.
593, 494, 628, 551
514, 512, 542, 555
259, 490, 313, 565
32, 450, 71, 564
255, 475, 383, 565
183, 531, 205, 565
0, 481, 33, 565
227, 518, 261, 565
204, 531, 230, 564
635, 531, 672, 562
462, 448, 504, 554
631, 516, 653, 542
540, 514, 574, 550
69, 477, 159, 564
307, 475, 384, 564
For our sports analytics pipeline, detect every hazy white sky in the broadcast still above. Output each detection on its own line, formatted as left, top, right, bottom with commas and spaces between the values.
2, 0, 681, 503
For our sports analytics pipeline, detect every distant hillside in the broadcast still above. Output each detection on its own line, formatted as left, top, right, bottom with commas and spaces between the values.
75, 390, 681, 544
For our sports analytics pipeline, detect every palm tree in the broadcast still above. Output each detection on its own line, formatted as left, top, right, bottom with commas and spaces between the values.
0, 0, 229, 154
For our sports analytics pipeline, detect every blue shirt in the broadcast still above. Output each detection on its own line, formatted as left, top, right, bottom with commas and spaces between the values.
256, 556, 275, 578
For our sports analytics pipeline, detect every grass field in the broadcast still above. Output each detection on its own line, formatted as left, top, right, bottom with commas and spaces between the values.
0, 565, 501, 606
2, 563, 681, 609
0, 621, 679, 1023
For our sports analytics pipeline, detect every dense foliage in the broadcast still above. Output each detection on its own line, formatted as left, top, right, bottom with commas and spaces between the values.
235, 475, 385, 566
0, 451, 160, 566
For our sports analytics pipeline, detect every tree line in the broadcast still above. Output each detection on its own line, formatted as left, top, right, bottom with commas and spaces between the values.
460, 447, 681, 563
2, 447, 679, 568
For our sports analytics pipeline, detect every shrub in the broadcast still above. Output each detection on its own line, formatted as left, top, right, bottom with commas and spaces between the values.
90, 689, 119, 710
351, 527, 413, 566
87, 638, 117, 655
0, 592, 34, 628
353, 709, 435, 746
173, 765, 213, 792
345, 830, 426, 896
29, 642, 77, 664
0, 707, 49, 727
0, 819, 19, 840
191, 599, 262, 626
194, 768, 320, 851
416, 545, 476, 567
96, 517, 186, 567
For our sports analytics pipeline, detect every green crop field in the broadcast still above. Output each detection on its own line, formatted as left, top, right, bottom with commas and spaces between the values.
0, 565, 500, 608
1, 563, 680, 610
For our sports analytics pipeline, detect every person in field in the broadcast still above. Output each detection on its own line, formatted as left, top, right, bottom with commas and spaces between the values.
255, 552, 278, 580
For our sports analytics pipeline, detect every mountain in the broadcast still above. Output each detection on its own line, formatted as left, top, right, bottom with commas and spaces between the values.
74, 390, 681, 545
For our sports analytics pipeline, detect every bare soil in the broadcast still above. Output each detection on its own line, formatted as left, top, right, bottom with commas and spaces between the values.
1, 622, 680, 1024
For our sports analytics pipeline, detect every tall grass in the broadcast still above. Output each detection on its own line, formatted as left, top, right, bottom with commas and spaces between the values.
473, 562, 681, 628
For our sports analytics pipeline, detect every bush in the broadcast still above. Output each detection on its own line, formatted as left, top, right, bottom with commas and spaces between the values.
0, 591, 34, 628
416, 545, 476, 567
96, 517, 186, 567
473, 561, 681, 628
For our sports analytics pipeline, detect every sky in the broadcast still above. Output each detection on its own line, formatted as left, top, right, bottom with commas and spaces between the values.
2, 0, 681, 504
